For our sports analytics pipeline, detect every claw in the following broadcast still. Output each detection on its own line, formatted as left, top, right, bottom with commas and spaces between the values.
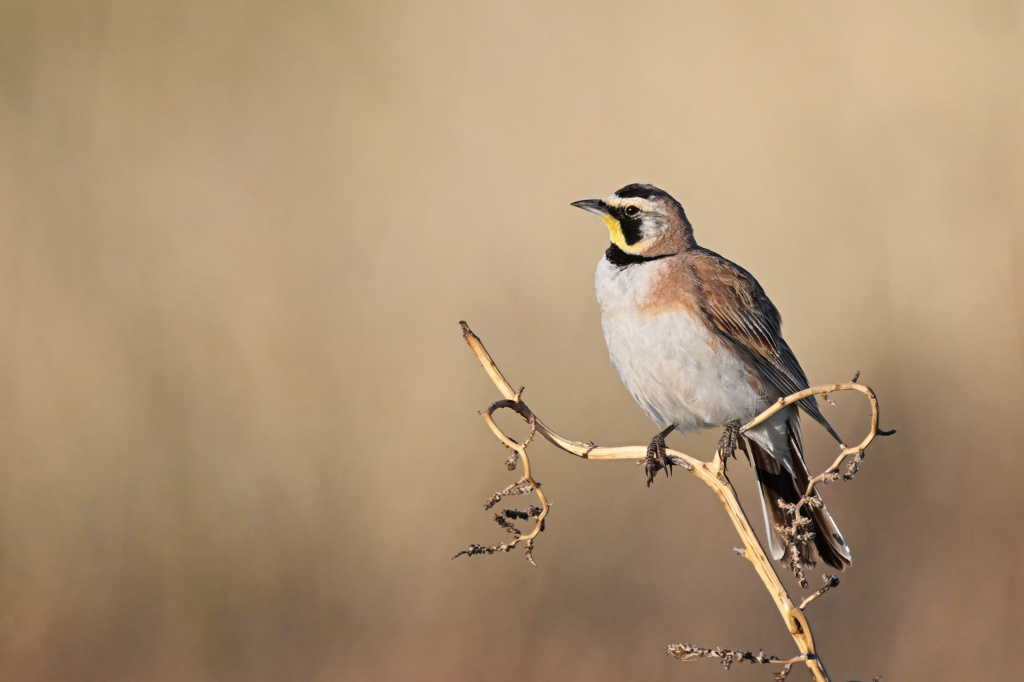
717, 420, 741, 465
644, 425, 676, 486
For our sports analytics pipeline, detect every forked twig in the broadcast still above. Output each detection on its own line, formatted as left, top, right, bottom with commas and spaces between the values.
457, 321, 891, 682
453, 397, 550, 565
799, 574, 841, 611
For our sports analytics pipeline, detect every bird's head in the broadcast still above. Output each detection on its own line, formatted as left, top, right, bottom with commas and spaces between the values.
571, 183, 694, 255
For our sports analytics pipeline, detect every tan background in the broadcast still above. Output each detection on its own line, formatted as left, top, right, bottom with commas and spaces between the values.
3, 1, 1023, 680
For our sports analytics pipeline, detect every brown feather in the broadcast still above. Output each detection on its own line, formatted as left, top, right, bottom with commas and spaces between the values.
686, 247, 844, 444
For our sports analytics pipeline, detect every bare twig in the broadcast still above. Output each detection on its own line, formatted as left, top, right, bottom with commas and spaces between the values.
458, 321, 891, 681
665, 643, 807, 669
799, 574, 841, 611
453, 394, 550, 565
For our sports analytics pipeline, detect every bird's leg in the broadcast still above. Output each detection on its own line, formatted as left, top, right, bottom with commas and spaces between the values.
717, 420, 741, 465
645, 424, 677, 487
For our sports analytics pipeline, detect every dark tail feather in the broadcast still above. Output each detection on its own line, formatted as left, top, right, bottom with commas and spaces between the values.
749, 432, 851, 571
785, 420, 851, 571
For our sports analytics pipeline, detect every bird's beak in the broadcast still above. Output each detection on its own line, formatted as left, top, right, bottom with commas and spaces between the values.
573, 198, 629, 249
570, 199, 610, 216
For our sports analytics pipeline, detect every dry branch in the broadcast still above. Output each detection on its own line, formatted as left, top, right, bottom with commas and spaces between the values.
665, 643, 807, 669
456, 321, 891, 682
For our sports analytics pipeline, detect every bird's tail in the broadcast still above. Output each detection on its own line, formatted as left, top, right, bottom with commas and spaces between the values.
748, 420, 851, 571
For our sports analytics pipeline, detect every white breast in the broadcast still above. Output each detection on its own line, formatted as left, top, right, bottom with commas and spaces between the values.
595, 257, 765, 432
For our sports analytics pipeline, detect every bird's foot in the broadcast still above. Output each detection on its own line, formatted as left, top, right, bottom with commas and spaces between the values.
644, 425, 676, 487
717, 420, 741, 465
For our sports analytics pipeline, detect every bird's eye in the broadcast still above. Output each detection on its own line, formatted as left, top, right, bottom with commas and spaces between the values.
623, 205, 640, 217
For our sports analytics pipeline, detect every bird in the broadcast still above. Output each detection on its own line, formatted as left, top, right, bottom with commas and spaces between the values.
571, 183, 851, 570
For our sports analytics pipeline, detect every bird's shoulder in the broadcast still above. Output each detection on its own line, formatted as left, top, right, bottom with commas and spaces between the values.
684, 247, 784, 343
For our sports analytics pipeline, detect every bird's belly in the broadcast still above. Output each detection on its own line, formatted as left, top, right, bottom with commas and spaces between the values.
600, 303, 765, 432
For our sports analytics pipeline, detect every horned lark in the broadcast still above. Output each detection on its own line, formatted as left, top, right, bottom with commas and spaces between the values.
572, 183, 850, 570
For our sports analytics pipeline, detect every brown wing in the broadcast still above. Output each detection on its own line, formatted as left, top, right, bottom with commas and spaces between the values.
689, 247, 842, 444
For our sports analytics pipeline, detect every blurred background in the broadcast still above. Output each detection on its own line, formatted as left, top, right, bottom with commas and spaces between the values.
2, 1, 1022, 680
